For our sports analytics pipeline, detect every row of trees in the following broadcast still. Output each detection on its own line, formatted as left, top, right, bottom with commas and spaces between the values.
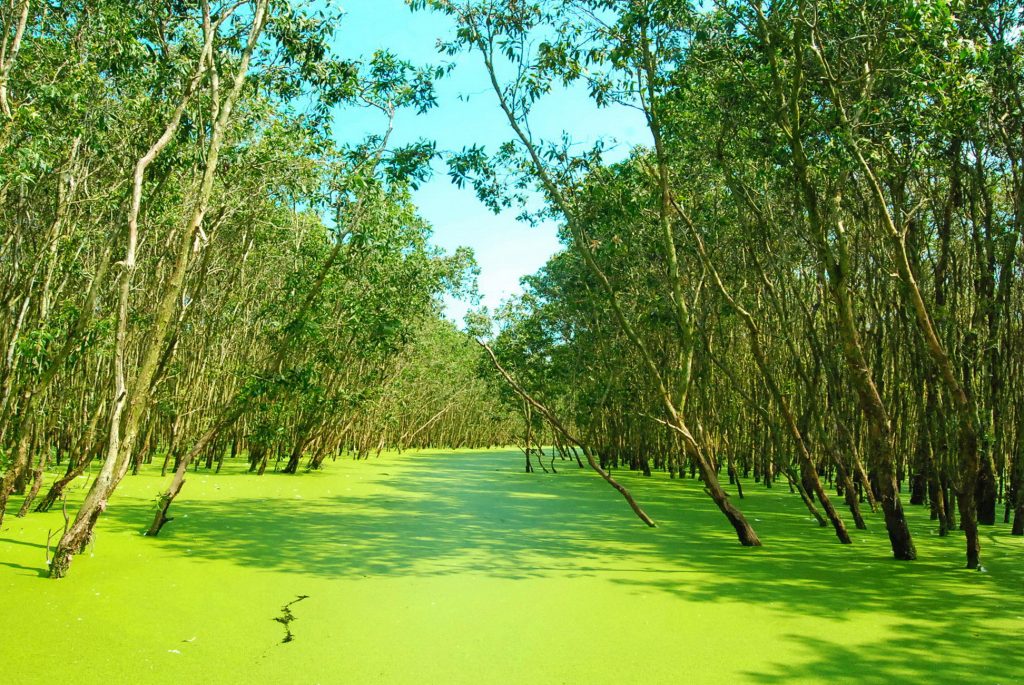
419, 0, 1024, 568
4, 0, 1021, 579
0, 0, 517, 578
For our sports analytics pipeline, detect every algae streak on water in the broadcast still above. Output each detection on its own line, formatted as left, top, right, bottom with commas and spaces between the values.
1, 449, 1022, 684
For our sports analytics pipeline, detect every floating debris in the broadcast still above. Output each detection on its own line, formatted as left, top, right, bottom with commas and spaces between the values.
273, 595, 310, 644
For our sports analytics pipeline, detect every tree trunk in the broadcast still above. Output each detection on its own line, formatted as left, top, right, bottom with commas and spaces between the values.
16, 452, 47, 518
835, 458, 867, 530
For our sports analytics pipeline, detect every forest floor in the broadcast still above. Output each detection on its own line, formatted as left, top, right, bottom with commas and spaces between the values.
1, 448, 1022, 684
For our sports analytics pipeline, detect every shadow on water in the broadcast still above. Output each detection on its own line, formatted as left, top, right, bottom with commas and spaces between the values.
0, 560, 50, 577
94, 449, 1022, 684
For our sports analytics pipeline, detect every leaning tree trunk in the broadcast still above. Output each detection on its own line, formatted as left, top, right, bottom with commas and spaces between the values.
684, 215, 851, 544
16, 447, 47, 517
147, 410, 240, 535
478, 341, 656, 528
50, 2, 269, 578
473, 32, 759, 544
0, 426, 30, 526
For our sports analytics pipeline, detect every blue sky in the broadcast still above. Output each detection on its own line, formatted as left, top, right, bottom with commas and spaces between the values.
330, 0, 648, 321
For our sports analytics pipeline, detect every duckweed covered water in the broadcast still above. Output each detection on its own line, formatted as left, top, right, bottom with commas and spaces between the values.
1, 449, 1021, 684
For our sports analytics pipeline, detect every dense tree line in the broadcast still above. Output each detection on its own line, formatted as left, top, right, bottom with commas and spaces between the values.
0, 0, 517, 578
419, 0, 1024, 568
4, 0, 1022, 580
